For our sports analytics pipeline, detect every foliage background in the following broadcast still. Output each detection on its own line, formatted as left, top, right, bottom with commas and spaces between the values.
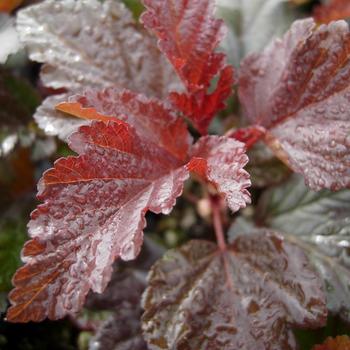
0, 0, 349, 349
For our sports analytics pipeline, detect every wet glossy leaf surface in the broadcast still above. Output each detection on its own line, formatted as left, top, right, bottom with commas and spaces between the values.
256, 175, 350, 322
188, 135, 251, 212
239, 19, 350, 190
17, 0, 179, 139
141, 0, 234, 133
7, 118, 190, 322
142, 232, 327, 350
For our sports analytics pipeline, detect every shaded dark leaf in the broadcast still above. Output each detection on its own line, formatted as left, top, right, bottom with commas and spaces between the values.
142, 232, 327, 350
87, 238, 162, 350
256, 175, 350, 322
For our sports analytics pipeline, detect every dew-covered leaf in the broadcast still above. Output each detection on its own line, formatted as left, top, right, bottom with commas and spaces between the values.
314, 0, 350, 24
16, 0, 179, 139
0, 14, 21, 63
256, 175, 350, 322
7, 118, 190, 322
142, 232, 327, 350
188, 135, 251, 212
216, 0, 300, 66
57, 91, 251, 211
55, 88, 192, 162
141, 0, 234, 134
239, 18, 350, 190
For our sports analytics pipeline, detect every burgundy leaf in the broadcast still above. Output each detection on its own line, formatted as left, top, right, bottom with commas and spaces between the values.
142, 231, 327, 350
239, 18, 350, 190
7, 91, 251, 322
7, 119, 189, 322
188, 135, 251, 212
141, 0, 234, 133
169, 66, 235, 134
56, 88, 192, 162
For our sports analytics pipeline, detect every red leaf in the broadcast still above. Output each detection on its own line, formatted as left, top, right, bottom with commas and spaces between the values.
7, 90, 251, 322
314, 0, 350, 24
7, 120, 189, 322
169, 65, 235, 134
239, 19, 350, 190
141, 0, 234, 134
188, 136, 251, 212
59, 88, 192, 162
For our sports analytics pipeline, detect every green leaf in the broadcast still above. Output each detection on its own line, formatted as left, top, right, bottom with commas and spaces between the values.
256, 175, 350, 322
122, 0, 144, 19
0, 218, 27, 292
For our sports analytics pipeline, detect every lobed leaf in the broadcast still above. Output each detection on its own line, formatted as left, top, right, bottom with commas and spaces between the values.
16, 0, 179, 139
7, 92, 251, 322
55, 88, 192, 162
7, 119, 190, 322
141, 0, 234, 133
239, 18, 350, 190
142, 231, 327, 350
314, 0, 350, 24
188, 135, 251, 212
256, 175, 350, 322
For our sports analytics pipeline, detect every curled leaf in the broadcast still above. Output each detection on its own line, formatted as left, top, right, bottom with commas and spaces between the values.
142, 232, 327, 350
239, 18, 350, 190
188, 135, 251, 212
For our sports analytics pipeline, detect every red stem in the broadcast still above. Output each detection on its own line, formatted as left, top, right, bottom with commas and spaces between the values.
211, 197, 227, 251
